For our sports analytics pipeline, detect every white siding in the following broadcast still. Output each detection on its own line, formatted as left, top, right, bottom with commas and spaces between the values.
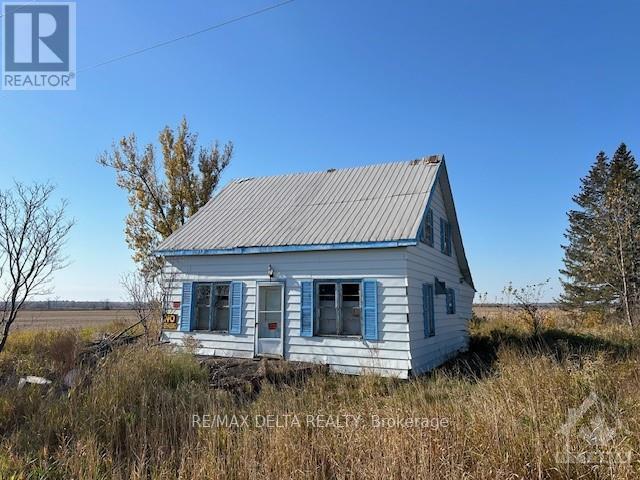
406, 185, 475, 373
162, 248, 411, 378
160, 180, 474, 378
163, 278, 256, 359
406, 182, 475, 374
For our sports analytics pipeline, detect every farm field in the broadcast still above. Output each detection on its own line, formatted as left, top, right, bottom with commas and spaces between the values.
0, 310, 638, 479
12, 309, 138, 331
9, 306, 547, 332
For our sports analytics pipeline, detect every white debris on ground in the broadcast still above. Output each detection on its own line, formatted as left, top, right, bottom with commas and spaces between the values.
17, 375, 52, 389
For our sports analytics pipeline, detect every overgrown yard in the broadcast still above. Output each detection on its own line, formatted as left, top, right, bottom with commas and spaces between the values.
0, 311, 639, 479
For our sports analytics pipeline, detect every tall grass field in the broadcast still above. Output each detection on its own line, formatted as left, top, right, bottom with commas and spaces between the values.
0, 310, 638, 479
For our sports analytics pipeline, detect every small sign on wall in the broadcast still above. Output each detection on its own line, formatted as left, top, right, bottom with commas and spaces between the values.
163, 313, 178, 330
172, 301, 181, 309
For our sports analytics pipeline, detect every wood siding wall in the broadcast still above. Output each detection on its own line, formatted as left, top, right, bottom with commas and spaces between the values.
162, 248, 411, 378
406, 182, 475, 374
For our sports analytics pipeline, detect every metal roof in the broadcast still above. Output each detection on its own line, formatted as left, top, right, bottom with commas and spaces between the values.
156, 156, 443, 253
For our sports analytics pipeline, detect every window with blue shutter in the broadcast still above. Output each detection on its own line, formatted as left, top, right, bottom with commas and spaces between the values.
362, 279, 378, 341
423, 283, 435, 337
420, 208, 434, 247
300, 281, 314, 337
446, 288, 456, 315
440, 217, 452, 256
229, 281, 243, 334
180, 282, 194, 332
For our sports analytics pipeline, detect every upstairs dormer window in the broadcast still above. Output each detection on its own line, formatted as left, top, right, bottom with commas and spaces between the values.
420, 208, 434, 247
440, 217, 452, 256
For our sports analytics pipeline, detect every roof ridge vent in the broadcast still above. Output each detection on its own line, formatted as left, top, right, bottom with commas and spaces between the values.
423, 155, 441, 164
326, 168, 336, 173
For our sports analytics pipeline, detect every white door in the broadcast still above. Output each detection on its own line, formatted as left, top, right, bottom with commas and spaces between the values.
255, 283, 285, 357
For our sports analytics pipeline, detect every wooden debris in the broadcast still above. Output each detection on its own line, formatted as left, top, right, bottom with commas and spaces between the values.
199, 356, 324, 397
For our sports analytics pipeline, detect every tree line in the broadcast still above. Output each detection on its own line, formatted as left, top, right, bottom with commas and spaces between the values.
2, 116, 638, 357
561, 143, 640, 326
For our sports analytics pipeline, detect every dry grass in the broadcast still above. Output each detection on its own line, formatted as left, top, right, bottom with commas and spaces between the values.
1, 312, 639, 479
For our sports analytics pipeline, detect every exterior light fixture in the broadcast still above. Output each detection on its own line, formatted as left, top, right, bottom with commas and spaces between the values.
267, 264, 274, 279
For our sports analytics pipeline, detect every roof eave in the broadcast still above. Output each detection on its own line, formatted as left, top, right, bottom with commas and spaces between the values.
154, 239, 418, 257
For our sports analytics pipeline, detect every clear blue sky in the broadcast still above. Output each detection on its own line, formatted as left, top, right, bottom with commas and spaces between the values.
1, 0, 639, 302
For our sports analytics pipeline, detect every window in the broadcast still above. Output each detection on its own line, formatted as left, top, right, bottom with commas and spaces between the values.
213, 284, 230, 330
341, 283, 361, 335
316, 281, 361, 336
194, 284, 212, 330
446, 288, 456, 315
440, 217, 452, 256
423, 283, 435, 337
193, 282, 230, 331
420, 208, 434, 247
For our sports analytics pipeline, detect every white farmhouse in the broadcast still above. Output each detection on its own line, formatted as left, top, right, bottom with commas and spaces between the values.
156, 155, 474, 378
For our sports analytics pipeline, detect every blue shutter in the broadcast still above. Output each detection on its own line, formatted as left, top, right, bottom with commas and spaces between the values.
440, 217, 445, 253
180, 282, 194, 332
427, 209, 434, 246
362, 279, 379, 341
422, 283, 428, 335
423, 283, 435, 337
300, 281, 314, 337
229, 281, 243, 334
451, 289, 456, 314
446, 221, 452, 255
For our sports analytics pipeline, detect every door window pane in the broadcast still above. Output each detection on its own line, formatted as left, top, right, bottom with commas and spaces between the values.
259, 285, 282, 311
259, 311, 281, 338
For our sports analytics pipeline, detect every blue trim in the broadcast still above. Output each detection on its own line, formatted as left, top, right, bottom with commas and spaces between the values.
229, 281, 243, 334
362, 279, 379, 341
155, 239, 416, 257
300, 281, 314, 337
440, 217, 452, 256
180, 282, 194, 332
423, 283, 435, 337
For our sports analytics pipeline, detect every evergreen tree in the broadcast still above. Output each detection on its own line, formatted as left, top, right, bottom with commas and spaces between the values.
560, 152, 614, 310
603, 144, 640, 325
560, 143, 640, 325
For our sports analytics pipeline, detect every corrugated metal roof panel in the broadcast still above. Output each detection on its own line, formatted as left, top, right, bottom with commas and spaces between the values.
156, 157, 442, 251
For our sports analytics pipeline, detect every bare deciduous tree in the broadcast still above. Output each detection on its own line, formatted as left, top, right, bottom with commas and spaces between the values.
121, 269, 176, 344
0, 182, 73, 353
504, 279, 550, 336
